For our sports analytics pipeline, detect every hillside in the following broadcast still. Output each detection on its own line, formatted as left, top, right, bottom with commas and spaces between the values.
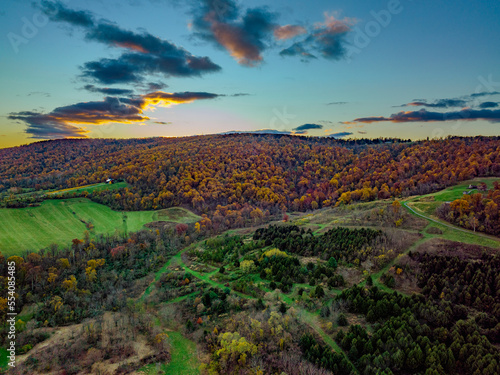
1, 135, 499, 234
1, 135, 500, 374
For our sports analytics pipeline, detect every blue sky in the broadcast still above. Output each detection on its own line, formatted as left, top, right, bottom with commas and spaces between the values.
1, 0, 499, 147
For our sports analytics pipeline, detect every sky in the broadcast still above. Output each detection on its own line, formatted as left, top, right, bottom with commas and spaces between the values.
1, 0, 499, 148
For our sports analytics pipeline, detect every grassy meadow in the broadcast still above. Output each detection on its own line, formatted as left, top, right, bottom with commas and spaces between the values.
0, 198, 200, 256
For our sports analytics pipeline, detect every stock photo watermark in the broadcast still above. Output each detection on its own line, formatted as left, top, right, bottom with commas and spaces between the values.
6, 260, 17, 368
345, 0, 413, 63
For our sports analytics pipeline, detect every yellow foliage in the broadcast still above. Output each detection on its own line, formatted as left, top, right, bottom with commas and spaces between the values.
47, 273, 58, 283
240, 260, 255, 273
62, 275, 77, 291
216, 332, 258, 361
261, 248, 288, 259
57, 258, 70, 269
51, 296, 63, 312
7, 256, 24, 267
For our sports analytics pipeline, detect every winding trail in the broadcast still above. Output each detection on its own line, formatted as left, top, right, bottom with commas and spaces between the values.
402, 200, 500, 245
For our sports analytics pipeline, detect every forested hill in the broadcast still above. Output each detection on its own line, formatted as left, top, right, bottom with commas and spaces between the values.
1, 135, 499, 226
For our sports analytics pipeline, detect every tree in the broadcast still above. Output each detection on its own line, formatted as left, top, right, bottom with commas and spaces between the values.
328, 257, 338, 269
314, 285, 325, 298
366, 275, 373, 286
338, 313, 348, 326
279, 302, 287, 314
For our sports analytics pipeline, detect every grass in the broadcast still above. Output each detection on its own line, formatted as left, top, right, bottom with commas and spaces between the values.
138, 332, 200, 375
164, 332, 200, 375
157, 207, 201, 224
47, 182, 129, 196
404, 202, 500, 248
418, 177, 498, 203
0, 199, 201, 256
411, 177, 500, 217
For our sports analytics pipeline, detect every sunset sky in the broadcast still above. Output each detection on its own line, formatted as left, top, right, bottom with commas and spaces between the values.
1, 0, 499, 148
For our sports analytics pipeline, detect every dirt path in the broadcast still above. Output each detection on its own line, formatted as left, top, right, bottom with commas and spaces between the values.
403, 200, 500, 245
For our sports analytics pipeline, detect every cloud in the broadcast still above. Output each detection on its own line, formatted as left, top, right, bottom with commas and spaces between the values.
190, 0, 277, 66
41, 1, 221, 84
146, 82, 168, 91
318, 120, 335, 125
293, 123, 323, 131
470, 91, 500, 98
326, 132, 353, 138
40, 0, 94, 27
399, 91, 500, 109
230, 93, 251, 97
9, 91, 220, 139
358, 131, 367, 134
479, 101, 498, 109
401, 99, 468, 108
25, 91, 51, 98
8, 111, 89, 139
152, 121, 172, 125
344, 108, 500, 124
279, 42, 317, 60
83, 84, 134, 96
221, 129, 301, 135
280, 13, 354, 61
274, 25, 306, 40
327, 101, 347, 105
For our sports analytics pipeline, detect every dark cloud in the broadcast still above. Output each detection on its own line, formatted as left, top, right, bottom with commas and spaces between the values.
8, 111, 89, 139
191, 0, 277, 66
400, 91, 500, 109
152, 121, 172, 125
83, 84, 134, 96
327, 132, 353, 138
401, 99, 468, 108
327, 101, 347, 105
280, 14, 353, 61
358, 131, 367, 134
221, 129, 296, 135
293, 123, 323, 131
280, 42, 317, 60
40, 0, 94, 27
470, 91, 500, 98
479, 101, 498, 109
344, 108, 500, 124
41, 1, 221, 84
146, 82, 168, 91
9, 91, 220, 139
230, 93, 251, 97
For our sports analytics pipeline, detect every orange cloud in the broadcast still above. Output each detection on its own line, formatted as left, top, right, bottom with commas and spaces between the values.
274, 25, 306, 40
9, 91, 221, 139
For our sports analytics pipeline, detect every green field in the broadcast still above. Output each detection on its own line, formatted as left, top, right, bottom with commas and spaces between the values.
0, 199, 201, 256
47, 181, 129, 196
138, 331, 200, 375
411, 177, 499, 216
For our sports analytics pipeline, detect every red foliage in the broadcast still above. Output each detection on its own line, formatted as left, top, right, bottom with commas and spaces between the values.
175, 223, 188, 235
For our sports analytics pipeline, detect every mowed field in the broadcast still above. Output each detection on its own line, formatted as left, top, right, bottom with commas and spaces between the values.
0, 198, 201, 256
410, 177, 500, 216
46, 181, 129, 196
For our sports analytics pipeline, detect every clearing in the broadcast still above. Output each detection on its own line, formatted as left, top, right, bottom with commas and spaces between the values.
0, 199, 201, 256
